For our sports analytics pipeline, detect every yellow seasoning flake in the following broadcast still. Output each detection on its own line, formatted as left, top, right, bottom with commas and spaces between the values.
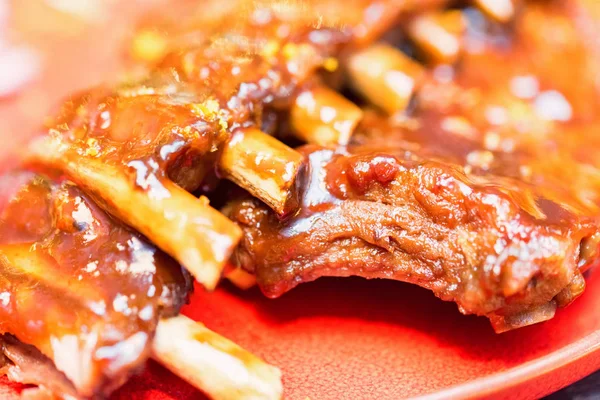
191, 98, 220, 119
323, 57, 339, 72
85, 138, 100, 157
179, 125, 200, 140
217, 116, 228, 132
204, 98, 220, 115
190, 98, 229, 137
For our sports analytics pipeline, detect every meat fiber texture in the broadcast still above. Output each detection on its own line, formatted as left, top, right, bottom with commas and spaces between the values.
225, 1, 600, 332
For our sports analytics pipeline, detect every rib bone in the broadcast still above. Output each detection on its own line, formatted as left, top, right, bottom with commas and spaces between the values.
407, 10, 465, 64
290, 86, 363, 146
153, 315, 283, 400
473, 0, 515, 23
346, 44, 425, 114
219, 128, 304, 217
28, 137, 241, 289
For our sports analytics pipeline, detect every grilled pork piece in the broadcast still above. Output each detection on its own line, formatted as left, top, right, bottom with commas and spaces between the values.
226, 143, 595, 332
25, 0, 449, 290
0, 172, 191, 398
225, 0, 600, 332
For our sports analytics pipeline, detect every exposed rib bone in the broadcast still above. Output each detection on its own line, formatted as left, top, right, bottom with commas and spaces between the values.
489, 302, 557, 333
346, 44, 425, 114
219, 128, 304, 217
290, 86, 363, 146
225, 266, 257, 290
473, 0, 515, 23
27, 137, 241, 289
153, 315, 283, 400
0, 244, 279, 399
407, 10, 465, 64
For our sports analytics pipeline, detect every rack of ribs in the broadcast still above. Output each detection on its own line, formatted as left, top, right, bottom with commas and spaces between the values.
1, 0, 454, 397
1, 0, 599, 398
0, 172, 283, 399
224, 0, 600, 332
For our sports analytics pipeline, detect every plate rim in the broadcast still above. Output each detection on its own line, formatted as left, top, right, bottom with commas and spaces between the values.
413, 330, 600, 399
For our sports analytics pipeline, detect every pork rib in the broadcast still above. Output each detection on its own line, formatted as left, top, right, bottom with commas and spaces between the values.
226, 144, 595, 332
0, 171, 191, 397
224, 0, 600, 332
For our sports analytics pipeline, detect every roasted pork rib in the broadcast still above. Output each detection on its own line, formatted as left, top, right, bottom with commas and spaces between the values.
0, 172, 191, 398
225, 0, 600, 332
225, 141, 595, 332
0, 172, 283, 400
24, 0, 449, 291
1, 0, 600, 397
2, 1, 452, 397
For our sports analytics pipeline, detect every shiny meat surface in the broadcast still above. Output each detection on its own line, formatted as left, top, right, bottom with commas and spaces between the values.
0, 1, 599, 397
8, 0, 600, 398
36, 0, 445, 192
0, 172, 190, 397
0, 1, 457, 397
24, 0, 449, 293
225, 1, 600, 332
227, 144, 594, 332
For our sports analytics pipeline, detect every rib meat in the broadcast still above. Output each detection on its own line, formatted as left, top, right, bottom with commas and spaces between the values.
24, 0, 449, 289
0, 172, 191, 398
224, 0, 600, 332
226, 143, 595, 332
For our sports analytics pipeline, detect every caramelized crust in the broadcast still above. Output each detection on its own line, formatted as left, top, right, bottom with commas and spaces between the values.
23, 0, 452, 289
33, 0, 450, 191
0, 172, 190, 397
0, 6, 597, 399
226, 144, 595, 331
8, 0, 600, 397
225, 0, 600, 332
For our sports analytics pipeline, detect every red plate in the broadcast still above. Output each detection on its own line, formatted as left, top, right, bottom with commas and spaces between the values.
1, 2, 600, 399
137, 273, 600, 400
3, 273, 600, 400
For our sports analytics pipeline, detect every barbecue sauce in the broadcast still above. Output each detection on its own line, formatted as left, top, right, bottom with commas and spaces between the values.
0, 172, 190, 397
226, 1, 600, 331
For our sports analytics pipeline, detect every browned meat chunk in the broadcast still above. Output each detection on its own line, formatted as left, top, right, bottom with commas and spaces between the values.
0, 171, 191, 398
24, 0, 448, 290
225, 0, 600, 332
226, 144, 596, 332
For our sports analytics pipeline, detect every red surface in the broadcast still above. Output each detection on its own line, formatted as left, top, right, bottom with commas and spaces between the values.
2, 1, 600, 399
121, 272, 600, 400
5, 273, 600, 399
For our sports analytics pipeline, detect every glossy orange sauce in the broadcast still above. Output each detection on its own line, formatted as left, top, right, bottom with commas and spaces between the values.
225, 1, 600, 332
0, 0, 600, 396
0, 172, 190, 396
